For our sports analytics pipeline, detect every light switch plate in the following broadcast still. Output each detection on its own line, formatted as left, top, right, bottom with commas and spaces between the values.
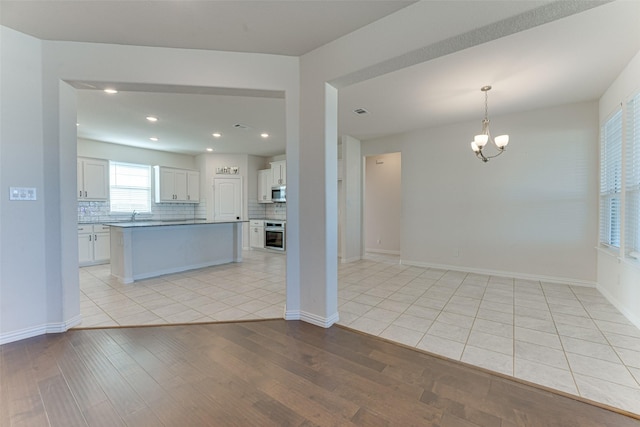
9, 187, 37, 201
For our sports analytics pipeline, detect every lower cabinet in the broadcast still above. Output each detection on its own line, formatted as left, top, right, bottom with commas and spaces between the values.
78, 224, 111, 266
250, 220, 265, 249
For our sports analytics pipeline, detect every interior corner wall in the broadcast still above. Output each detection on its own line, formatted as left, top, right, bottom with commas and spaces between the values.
0, 27, 48, 343
362, 101, 599, 285
340, 135, 362, 263
597, 49, 640, 328
364, 152, 401, 254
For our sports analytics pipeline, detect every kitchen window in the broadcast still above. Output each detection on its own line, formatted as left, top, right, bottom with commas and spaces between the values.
109, 161, 151, 213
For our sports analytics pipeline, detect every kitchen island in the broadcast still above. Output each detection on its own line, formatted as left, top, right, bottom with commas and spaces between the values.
106, 220, 246, 284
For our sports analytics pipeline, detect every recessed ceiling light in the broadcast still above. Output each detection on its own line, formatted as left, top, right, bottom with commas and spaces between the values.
260, 133, 269, 138
206, 148, 214, 152
76, 123, 79, 127
146, 116, 158, 122
149, 137, 158, 141
212, 132, 222, 138
104, 88, 118, 94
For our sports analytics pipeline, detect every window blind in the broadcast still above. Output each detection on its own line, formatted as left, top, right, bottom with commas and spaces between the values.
599, 109, 622, 247
110, 162, 151, 213
625, 93, 640, 254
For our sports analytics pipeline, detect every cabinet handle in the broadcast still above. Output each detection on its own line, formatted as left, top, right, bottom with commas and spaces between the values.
85, 191, 87, 197
94, 234, 98, 241
89, 235, 92, 241
79, 191, 82, 197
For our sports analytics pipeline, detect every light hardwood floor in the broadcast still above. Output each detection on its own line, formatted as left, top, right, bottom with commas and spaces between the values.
1, 320, 639, 426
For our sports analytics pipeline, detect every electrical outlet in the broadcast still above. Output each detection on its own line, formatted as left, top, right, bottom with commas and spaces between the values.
9, 187, 37, 201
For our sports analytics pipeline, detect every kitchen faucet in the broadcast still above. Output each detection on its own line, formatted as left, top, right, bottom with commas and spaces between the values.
131, 210, 138, 221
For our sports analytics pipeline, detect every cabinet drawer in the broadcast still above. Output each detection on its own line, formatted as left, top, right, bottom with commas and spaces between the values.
94, 225, 111, 233
77, 225, 92, 234
250, 220, 264, 227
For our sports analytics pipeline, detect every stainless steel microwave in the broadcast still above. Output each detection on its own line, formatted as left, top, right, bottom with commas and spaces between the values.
271, 185, 286, 203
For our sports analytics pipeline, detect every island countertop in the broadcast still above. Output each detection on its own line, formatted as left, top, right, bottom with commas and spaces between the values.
104, 219, 247, 228
108, 220, 245, 283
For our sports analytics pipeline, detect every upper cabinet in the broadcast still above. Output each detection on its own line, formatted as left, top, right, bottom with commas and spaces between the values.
154, 166, 200, 203
270, 160, 286, 186
258, 169, 273, 203
77, 157, 109, 201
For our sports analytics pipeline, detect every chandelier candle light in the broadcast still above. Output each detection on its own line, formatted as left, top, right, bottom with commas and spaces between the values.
470, 85, 509, 162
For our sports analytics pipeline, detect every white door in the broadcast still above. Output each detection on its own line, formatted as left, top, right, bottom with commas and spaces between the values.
214, 177, 242, 221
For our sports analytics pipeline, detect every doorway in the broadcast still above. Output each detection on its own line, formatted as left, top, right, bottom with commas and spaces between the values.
363, 152, 401, 258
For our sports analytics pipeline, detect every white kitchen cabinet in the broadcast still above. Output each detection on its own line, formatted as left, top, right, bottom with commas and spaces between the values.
250, 220, 265, 249
154, 166, 199, 203
78, 224, 111, 266
270, 160, 286, 186
187, 171, 200, 202
258, 169, 273, 203
77, 157, 109, 200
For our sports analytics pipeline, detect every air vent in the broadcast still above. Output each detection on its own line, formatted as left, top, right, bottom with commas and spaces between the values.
233, 123, 251, 130
353, 108, 369, 115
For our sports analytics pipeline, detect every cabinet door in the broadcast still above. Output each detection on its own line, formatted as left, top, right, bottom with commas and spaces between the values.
250, 226, 265, 248
258, 169, 272, 203
93, 232, 111, 262
158, 168, 176, 201
271, 161, 286, 186
214, 177, 242, 221
279, 162, 286, 185
187, 171, 200, 202
77, 159, 84, 199
82, 159, 109, 200
174, 170, 188, 201
78, 233, 93, 264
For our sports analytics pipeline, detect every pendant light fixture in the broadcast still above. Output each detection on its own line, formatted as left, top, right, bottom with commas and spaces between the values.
470, 85, 509, 163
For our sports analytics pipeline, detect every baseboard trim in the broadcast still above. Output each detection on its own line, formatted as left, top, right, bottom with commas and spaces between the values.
340, 255, 362, 263
0, 314, 82, 345
300, 311, 339, 328
284, 309, 301, 321
400, 259, 597, 288
365, 248, 401, 255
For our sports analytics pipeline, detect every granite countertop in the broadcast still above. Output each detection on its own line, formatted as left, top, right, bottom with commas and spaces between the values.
104, 219, 248, 228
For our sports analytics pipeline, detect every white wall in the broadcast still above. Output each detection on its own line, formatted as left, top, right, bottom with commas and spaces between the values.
339, 135, 362, 263
597, 49, 640, 328
0, 27, 51, 342
362, 101, 599, 284
364, 152, 401, 254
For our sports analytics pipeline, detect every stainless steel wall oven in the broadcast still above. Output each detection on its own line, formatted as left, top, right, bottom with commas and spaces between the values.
265, 220, 285, 251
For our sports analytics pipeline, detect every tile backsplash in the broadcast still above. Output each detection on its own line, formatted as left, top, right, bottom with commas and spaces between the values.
78, 200, 206, 223
248, 199, 286, 220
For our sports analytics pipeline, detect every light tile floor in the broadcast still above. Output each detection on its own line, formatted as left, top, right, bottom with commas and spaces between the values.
78, 251, 640, 415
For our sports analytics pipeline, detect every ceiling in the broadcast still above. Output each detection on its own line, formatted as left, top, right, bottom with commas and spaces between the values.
2, 1, 639, 156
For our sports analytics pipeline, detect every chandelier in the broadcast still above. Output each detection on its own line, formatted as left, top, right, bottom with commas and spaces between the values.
470, 86, 509, 162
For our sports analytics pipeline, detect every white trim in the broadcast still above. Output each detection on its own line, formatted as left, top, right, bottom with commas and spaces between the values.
400, 259, 597, 288
0, 314, 82, 345
340, 255, 362, 264
284, 309, 301, 320
300, 311, 339, 328
597, 284, 640, 330
365, 248, 400, 255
